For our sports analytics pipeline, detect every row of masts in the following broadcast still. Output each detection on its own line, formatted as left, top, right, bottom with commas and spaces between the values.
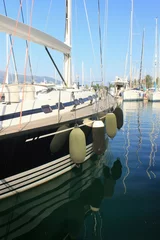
3, 0, 97, 88
154, 17, 159, 88
128, 0, 159, 89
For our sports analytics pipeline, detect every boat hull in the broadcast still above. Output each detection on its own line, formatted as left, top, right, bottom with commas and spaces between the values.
123, 90, 144, 101
0, 153, 104, 240
148, 91, 160, 102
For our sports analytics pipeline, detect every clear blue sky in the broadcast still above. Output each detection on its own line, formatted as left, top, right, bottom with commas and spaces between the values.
0, 0, 160, 85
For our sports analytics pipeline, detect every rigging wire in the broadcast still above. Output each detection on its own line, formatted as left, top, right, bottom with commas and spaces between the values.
2, 0, 19, 83
19, 0, 35, 127
34, 0, 53, 77
102, 0, 108, 83
26, 0, 29, 24
124, 28, 130, 81
138, 28, 145, 87
44, 0, 53, 31
19, 0, 34, 84
45, 47, 67, 86
1, 0, 24, 96
83, 0, 97, 71
97, 0, 103, 84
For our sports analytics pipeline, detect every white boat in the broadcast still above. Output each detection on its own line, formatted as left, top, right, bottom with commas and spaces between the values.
0, 1, 115, 202
148, 18, 160, 102
148, 90, 160, 101
123, 88, 144, 101
114, 76, 128, 97
122, 0, 144, 101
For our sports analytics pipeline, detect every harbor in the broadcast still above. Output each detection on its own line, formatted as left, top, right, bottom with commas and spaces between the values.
0, 0, 160, 239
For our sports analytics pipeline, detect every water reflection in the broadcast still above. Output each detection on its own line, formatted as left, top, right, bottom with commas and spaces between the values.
105, 101, 160, 239
11, 158, 122, 240
136, 103, 142, 166
146, 103, 160, 179
77, 159, 122, 240
121, 101, 160, 192
0, 154, 103, 240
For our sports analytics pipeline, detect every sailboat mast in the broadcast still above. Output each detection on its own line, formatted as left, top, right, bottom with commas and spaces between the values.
64, 0, 72, 87
157, 20, 159, 87
129, 0, 133, 88
6, 33, 9, 84
90, 68, 92, 87
124, 51, 128, 81
82, 61, 84, 87
154, 17, 158, 87
139, 28, 145, 88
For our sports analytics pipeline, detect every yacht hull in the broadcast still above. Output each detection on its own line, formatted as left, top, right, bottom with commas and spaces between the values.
123, 90, 144, 101
148, 91, 160, 102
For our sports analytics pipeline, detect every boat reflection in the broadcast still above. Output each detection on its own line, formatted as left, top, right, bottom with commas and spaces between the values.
11, 158, 122, 240
0, 153, 104, 240
122, 101, 159, 185
146, 102, 160, 179
122, 101, 143, 194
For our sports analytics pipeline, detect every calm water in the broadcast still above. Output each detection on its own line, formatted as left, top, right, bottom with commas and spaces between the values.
99, 101, 160, 240
1, 101, 160, 240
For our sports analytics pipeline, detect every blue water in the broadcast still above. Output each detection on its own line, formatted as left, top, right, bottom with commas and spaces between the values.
77, 101, 160, 240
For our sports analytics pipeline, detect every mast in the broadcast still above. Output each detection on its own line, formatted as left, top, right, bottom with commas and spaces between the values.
157, 20, 159, 87
90, 68, 92, 88
139, 28, 145, 88
154, 18, 158, 88
6, 33, 9, 84
82, 61, 84, 87
124, 50, 128, 81
129, 0, 133, 88
64, 0, 72, 87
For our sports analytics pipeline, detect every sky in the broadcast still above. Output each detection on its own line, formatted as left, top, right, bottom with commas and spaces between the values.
0, 0, 160, 86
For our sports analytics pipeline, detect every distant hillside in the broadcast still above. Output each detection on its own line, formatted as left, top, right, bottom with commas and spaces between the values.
0, 71, 61, 84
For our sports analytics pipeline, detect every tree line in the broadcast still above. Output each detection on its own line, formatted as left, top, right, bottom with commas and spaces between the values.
144, 75, 160, 88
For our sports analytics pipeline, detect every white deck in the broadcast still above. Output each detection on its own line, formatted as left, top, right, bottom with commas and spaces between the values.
0, 94, 115, 137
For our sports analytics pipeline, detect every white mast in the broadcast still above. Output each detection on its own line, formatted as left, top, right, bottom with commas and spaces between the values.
90, 68, 92, 87
64, 0, 72, 87
54, 67, 57, 85
6, 34, 9, 84
82, 61, 84, 87
124, 50, 128, 81
72, 64, 75, 83
154, 18, 158, 87
8, 35, 18, 84
129, 0, 133, 88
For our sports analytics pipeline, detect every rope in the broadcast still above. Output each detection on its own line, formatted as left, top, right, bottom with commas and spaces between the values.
34, 0, 53, 77
19, 0, 34, 128
97, 0, 103, 84
1, 0, 24, 97
83, 0, 97, 69
26, 0, 29, 24
19, 0, 34, 84
2, 0, 19, 84
44, 0, 53, 31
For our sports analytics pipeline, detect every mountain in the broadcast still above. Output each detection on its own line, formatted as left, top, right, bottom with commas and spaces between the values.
0, 71, 61, 85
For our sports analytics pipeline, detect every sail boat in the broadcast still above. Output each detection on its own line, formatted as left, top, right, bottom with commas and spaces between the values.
0, 1, 115, 199
122, 0, 144, 101
148, 18, 160, 102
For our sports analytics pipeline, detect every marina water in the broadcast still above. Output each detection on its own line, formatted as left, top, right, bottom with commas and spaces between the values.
98, 101, 160, 240
73, 101, 160, 240
1, 101, 160, 240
